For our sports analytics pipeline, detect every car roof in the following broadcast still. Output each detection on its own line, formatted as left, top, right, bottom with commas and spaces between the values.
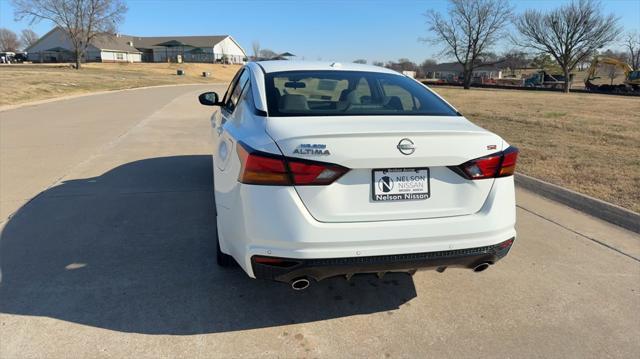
254, 60, 401, 75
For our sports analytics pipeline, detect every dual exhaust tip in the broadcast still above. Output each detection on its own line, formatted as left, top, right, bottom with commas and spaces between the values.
290, 263, 491, 290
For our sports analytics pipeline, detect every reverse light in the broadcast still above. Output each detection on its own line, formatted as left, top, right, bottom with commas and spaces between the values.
453, 146, 519, 180
237, 143, 349, 186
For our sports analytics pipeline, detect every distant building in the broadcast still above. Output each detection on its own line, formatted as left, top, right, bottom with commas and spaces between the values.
25, 27, 247, 64
422, 62, 503, 82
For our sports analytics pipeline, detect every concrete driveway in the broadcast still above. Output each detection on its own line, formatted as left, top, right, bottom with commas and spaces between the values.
1, 85, 638, 358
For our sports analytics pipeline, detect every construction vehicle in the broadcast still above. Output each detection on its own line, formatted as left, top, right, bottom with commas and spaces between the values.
524, 71, 571, 89
584, 56, 640, 93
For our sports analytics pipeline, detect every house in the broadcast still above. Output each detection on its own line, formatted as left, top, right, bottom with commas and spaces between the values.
26, 27, 142, 63
25, 27, 247, 64
422, 62, 503, 82
129, 35, 247, 63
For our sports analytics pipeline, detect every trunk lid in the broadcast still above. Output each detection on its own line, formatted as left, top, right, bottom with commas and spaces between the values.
266, 116, 503, 223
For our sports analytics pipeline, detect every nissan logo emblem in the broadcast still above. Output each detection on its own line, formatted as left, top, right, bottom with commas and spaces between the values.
397, 138, 415, 155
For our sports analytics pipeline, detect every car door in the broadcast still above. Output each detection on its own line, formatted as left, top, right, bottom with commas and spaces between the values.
213, 68, 252, 209
212, 68, 243, 169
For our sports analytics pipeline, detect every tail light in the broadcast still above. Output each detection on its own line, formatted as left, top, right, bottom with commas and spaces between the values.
452, 146, 519, 180
237, 143, 349, 185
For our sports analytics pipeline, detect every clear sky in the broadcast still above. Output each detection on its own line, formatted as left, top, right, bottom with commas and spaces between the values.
1, 0, 638, 63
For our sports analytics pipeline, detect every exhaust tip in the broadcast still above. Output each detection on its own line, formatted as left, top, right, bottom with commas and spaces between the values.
291, 277, 310, 291
473, 262, 491, 272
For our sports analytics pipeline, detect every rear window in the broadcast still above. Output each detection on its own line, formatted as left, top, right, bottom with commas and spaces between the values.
264, 70, 458, 117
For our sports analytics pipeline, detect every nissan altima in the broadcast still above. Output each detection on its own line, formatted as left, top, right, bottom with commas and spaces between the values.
198, 61, 517, 290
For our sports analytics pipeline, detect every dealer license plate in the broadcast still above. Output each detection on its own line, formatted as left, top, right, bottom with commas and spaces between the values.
372, 168, 430, 201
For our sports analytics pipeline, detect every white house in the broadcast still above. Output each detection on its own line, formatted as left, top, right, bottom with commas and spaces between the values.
26, 27, 142, 63
422, 62, 503, 82
25, 27, 247, 64
129, 35, 247, 64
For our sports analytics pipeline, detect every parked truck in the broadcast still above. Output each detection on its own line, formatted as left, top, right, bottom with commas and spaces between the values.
524, 71, 571, 89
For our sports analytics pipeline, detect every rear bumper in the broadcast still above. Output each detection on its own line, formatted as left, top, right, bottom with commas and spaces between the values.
252, 237, 515, 283
216, 176, 516, 279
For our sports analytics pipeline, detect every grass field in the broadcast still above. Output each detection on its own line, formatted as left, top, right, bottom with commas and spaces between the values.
431, 86, 640, 212
0, 62, 241, 107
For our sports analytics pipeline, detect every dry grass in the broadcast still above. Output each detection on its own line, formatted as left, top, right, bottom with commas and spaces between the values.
431, 86, 640, 212
0, 62, 241, 107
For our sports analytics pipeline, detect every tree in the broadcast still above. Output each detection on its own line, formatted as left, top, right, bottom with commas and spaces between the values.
513, 0, 621, 92
372, 61, 384, 67
0, 28, 21, 52
419, 59, 437, 78
385, 58, 419, 73
13, 0, 127, 69
353, 59, 367, 64
425, 0, 513, 89
623, 31, 639, 69
259, 48, 278, 59
501, 50, 529, 76
20, 29, 39, 49
605, 64, 620, 85
251, 41, 261, 61
530, 53, 561, 73
599, 49, 628, 85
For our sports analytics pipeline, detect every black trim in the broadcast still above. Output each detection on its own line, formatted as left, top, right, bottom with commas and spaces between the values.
254, 108, 268, 117
252, 238, 515, 283
256, 62, 267, 74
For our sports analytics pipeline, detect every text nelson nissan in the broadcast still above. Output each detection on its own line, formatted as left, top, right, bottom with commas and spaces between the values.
199, 61, 518, 290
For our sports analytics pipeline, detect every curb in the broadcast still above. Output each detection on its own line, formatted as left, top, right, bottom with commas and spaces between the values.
0, 83, 224, 112
515, 173, 640, 233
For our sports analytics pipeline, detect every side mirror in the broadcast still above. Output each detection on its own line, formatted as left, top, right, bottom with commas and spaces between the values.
198, 92, 221, 106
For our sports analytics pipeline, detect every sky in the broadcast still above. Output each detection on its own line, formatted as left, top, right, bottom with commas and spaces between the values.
1, 0, 639, 63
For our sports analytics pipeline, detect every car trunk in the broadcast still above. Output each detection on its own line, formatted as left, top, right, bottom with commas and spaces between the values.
266, 116, 503, 223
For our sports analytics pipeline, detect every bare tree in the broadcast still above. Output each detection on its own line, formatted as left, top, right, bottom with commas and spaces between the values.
513, 0, 621, 92
604, 64, 620, 85
530, 53, 561, 72
13, 0, 127, 69
425, 0, 513, 89
259, 48, 278, 60
353, 59, 367, 64
372, 61, 384, 67
419, 59, 437, 78
20, 29, 39, 49
623, 31, 639, 69
501, 50, 529, 76
0, 28, 21, 52
251, 41, 261, 61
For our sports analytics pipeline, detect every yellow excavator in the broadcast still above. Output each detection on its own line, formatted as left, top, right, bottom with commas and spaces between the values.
584, 56, 640, 93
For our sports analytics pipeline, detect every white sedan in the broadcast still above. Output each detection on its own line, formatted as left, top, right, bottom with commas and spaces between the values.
199, 61, 517, 290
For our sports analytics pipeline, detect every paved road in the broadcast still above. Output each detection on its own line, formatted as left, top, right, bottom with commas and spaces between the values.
1, 85, 638, 358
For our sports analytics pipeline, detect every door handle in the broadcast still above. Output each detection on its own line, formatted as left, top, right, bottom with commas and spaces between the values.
216, 126, 223, 135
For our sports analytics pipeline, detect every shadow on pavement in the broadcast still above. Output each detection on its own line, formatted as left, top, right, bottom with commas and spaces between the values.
0, 155, 416, 334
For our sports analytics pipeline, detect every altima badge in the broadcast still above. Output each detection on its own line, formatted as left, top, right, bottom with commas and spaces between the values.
397, 138, 415, 155
293, 144, 330, 155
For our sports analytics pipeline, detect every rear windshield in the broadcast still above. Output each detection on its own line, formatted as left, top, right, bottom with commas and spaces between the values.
264, 70, 459, 117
